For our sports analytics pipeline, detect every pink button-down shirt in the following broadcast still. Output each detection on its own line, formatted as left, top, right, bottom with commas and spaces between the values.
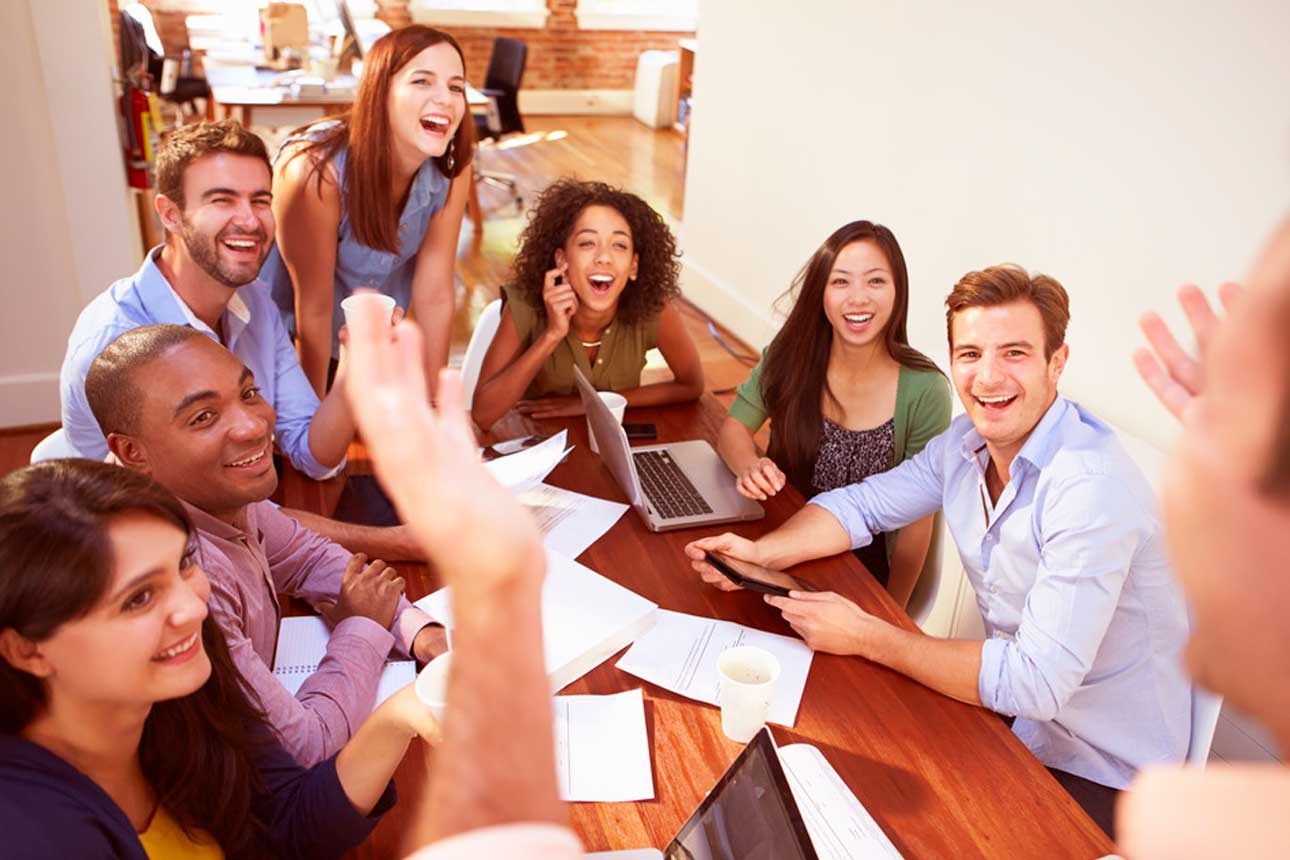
187, 500, 433, 766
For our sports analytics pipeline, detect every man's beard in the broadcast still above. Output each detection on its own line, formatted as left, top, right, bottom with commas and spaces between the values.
180, 220, 267, 289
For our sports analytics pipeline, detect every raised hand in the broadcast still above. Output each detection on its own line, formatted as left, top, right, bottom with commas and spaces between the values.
1133, 282, 1241, 419
340, 292, 545, 599
542, 263, 577, 340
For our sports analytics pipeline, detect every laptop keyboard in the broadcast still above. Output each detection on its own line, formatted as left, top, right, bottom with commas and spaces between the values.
633, 450, 713, 519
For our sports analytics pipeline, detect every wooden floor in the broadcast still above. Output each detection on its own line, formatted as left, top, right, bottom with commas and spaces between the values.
1, 115, 763, 475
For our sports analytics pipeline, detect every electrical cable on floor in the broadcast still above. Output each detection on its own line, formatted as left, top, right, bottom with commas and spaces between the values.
676, 298, 760, 394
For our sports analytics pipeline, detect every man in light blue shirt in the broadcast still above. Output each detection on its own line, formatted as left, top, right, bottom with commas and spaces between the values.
687, 265, 1191, 838
56, 119, 353, 481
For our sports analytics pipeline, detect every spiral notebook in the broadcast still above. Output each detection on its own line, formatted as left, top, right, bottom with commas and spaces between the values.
273, 615, 415, 706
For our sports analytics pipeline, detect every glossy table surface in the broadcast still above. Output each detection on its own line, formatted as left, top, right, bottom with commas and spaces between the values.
280, 395, 1114, 860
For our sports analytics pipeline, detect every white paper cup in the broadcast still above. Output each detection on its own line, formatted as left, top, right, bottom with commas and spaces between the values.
340, 293, 396, 327
717, 646, 780, 743
587, 391, 627, 455
414, 651, 452, 723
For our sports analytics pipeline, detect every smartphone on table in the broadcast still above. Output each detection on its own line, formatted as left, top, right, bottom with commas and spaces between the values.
703, 552, 814, 597
623, 422, 658, 440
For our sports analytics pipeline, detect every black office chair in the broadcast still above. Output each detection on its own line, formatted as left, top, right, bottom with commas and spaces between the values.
473, 37, 528, 209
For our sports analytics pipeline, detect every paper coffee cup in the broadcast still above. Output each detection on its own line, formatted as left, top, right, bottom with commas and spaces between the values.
414, 651, 452, 723
340, 293, 396, 326
717, 646, 780, 743
587, 391, 627, 455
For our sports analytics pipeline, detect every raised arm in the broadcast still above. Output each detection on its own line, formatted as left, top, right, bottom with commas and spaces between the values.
342, 295, 565, 847
410, 172, 471, 399
272, 147, 342, 396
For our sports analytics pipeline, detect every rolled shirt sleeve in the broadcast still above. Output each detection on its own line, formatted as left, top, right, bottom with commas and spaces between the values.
809, 428, 950, 549
977, 473, 1142, 722
266, 302, 346, 480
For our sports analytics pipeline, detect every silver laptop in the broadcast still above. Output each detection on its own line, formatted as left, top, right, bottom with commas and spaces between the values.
574, 367, 763, 532
586, 727, 819, 860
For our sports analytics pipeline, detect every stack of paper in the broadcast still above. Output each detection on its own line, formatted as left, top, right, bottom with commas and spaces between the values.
616, 609, 814, 726
554, 689, 654, 802
483, 430, 572, 493
414, 548, 657, 692
273, 615, 414, 705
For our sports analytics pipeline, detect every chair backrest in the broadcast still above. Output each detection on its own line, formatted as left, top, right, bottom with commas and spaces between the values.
30, 429, 78, 464
1188, 686, 1223, 766
460, 299, 504, 409
483, 37, 527, 135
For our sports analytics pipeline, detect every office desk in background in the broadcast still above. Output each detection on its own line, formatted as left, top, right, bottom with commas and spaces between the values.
277, 394, 1116, 860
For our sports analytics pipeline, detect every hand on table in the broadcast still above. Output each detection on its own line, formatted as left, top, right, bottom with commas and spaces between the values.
321, 553, 404, 630
411, 624, 450, 664
764, 590, 884, 656
340, 291, 545, 599
515, 395, 584, 419
1133, 282, 1241, 419
735, 457, 786, 501
683, 532, 767, 591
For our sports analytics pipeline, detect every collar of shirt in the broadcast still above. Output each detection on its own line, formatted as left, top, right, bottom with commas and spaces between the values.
181, 498, 258, 544
134, 245, 256, 351
958, 394, 1072, 476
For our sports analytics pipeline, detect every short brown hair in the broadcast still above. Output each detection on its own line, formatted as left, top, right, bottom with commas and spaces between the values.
945, 264, 1070, 359
85, 324, 205, 437
155, 119, 271, 209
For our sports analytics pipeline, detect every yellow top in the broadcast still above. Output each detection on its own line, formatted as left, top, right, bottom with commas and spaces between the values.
137, 805, 224, 860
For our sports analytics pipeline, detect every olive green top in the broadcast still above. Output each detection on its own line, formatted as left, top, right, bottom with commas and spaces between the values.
501, 283, 661, 399
728, 346, 952, 467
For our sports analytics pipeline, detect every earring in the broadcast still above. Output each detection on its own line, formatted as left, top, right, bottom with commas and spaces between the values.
445, 136, 456, 173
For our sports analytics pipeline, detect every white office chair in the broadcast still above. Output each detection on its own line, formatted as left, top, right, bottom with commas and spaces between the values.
905, 512, 945, 629
29, 428, 77, 464
1187, 686, 1223, 766
460, 298, 503, 409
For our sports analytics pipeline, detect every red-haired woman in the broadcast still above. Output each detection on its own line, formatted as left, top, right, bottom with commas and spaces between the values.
0, 460, 439, 859
717, 221, 952, 606
260, 26, 475, 395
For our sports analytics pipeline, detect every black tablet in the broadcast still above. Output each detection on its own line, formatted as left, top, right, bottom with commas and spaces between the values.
663, 727, 819, 860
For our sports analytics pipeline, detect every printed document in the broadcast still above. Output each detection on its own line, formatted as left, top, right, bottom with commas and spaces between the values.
518, 483, 628, 558
483, 430, 572, 493
615, 609, 814, 727
554, 689, 654, 802
779, 744, 904, 860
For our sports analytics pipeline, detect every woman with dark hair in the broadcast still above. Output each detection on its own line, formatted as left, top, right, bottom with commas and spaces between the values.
471, 178, 704, 429
260, 25, 475, 395
717, 221, 952, 605
0, 459, 439, 859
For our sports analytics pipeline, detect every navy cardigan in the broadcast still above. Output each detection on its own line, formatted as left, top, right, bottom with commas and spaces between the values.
0, 732, 395, 859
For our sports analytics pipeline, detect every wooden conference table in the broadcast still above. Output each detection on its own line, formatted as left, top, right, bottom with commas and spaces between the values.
279, 394, 1115, 860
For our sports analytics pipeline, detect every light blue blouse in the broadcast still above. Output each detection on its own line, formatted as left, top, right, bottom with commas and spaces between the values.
259, 123, 451, 359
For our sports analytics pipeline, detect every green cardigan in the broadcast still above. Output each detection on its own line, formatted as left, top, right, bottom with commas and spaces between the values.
728, 348, 953, 468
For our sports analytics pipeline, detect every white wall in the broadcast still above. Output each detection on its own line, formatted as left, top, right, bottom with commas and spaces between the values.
0, 0, 138, 427
681, 0, 1290, 449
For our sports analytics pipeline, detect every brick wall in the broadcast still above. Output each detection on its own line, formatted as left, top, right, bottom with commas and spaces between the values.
124, 0, 692, 91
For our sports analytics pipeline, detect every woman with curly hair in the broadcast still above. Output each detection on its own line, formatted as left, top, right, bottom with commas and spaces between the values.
470, 179, 704, 429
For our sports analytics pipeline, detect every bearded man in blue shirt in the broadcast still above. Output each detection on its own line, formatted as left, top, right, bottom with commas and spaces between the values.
687, 265, 1191, 839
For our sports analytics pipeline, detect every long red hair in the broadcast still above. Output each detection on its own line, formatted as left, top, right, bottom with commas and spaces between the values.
292, 25, 476, 253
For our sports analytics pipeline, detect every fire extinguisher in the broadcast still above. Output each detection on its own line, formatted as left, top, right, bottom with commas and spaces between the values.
121, 82, 160, 190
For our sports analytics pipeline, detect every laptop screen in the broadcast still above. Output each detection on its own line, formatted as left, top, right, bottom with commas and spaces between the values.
663, 728, 819, 860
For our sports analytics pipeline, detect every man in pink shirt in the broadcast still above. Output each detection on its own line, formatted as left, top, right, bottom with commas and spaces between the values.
84, 324, 446, 766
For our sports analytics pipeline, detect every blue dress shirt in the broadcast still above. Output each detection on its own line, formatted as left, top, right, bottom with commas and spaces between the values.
258, 125, 451, 359
811, 396, 1192, 788
57, 247, 342, 480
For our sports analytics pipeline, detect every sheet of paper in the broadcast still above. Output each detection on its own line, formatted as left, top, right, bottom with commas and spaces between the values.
615, 609, 813, 727
483, 430, 572, 493
273, 615, 413, 706
778, 744, 904, 860
553, 689, 654, 802
516, 483, 628, 558
413, 548, 657, 691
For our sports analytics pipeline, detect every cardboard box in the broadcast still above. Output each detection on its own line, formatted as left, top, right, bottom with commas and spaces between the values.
262, 3, 309, 63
